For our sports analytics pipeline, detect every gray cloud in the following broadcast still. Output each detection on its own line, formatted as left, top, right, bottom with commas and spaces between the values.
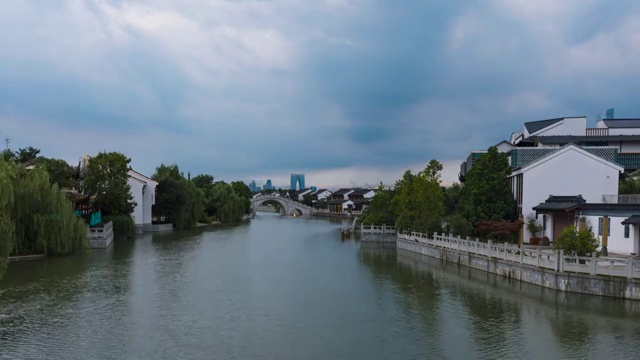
2, 0, 640, 185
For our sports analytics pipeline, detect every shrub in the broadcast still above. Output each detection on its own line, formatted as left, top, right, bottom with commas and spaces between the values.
103, 215, 135, 239
553, 225, 599, 257
526, 214, 543, 238
445, 214, 474, 238
474, 219, 524, 243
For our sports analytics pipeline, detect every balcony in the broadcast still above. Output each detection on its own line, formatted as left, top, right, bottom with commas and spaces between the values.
602, 195, 640, 204
587, 128, 609, 136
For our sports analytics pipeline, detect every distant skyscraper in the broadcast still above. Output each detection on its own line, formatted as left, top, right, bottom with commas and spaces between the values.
249, 180, 259, 192
263, 179, 275, 191
606, 108, 615, 119
290, 173, 305, 190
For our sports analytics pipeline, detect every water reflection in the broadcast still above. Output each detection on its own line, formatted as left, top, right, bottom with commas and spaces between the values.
360, 244, 640, 360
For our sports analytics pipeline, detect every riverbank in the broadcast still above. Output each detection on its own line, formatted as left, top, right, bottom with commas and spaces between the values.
312, 212, 357, 219
396, 235, 640, 301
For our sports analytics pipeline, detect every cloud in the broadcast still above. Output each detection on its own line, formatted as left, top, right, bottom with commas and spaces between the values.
2, 0, 640, 187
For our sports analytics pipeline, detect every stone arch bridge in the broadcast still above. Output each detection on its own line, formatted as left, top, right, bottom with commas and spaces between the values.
251, 195, 314, 216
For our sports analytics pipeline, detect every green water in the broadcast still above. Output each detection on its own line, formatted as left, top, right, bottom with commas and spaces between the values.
1, 212, 640, 359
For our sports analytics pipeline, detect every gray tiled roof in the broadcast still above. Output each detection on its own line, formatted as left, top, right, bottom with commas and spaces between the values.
603, 119, 640, 128
524, 118, 564, 134
532, 195, 586, 212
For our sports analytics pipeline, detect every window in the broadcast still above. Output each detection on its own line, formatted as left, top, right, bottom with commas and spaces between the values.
542, 215, 547, 232
625, 224, 630, 238
598, 217, 611, 236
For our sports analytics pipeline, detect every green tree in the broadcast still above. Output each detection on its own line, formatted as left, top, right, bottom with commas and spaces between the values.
412, 160, 446, 234
231, 181, 252, 214
212, 183, 245, 223
393, 170, 417, 231
619, 177, 640, 194
15, 146, 41, 164
192, 173, 216, 218
443, 183, 462, 215
84, 152, 135, 216
39, 158, 79, 189
444, 214, 474, 238
458, 146, 516, 225
554, 225, 599, 257
192, 174, 214, 188
302, 194, 313, 207
153, 164, 203, 229
361, 183, 396, 226
0, 160, 86, 280
2, 148, 15, 162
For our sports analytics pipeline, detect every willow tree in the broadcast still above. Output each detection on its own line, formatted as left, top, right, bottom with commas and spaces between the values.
0, 160, 86, 280
212, 183, 244, 223
0, 161, 16, 279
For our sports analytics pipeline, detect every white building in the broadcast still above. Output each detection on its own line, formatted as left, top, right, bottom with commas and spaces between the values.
311, 189, 332, 202
128, 169, 158, 230
532, 196, 640, 255
510, 144, 622, 243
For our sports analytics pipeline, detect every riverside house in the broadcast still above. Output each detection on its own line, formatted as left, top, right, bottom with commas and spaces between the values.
460, 113, 640, 254
347, 188, 375, 211
328, 188, 355, 212
127, 169, 158, 233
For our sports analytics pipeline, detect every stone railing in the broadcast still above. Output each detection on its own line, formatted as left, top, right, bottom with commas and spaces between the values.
398, 231, 640, 279
87, 221, 114, 249
361, 224, 395, 234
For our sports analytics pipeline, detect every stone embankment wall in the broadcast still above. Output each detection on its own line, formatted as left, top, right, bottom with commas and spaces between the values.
397, 238, 640, 300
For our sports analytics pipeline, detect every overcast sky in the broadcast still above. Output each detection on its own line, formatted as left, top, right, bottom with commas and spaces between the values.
2, 0, 640, 189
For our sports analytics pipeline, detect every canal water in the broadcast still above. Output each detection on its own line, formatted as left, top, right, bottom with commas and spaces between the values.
2, 212, 640, 359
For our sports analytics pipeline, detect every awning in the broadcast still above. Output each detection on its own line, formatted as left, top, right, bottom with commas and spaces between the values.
622, 215, 640, 226
532, 195, 586, 213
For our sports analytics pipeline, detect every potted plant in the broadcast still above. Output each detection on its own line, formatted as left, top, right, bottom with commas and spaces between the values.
526, 214, 543, 245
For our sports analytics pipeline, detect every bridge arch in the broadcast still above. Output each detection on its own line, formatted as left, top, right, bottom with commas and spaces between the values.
250, 195, 313, 217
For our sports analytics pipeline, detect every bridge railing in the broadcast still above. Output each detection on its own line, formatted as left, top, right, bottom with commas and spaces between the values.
252, 195, 313, 208
396, 231, 640, 279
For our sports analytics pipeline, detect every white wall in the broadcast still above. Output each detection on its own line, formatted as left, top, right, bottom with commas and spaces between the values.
608, 128, 640, 136
619, 141, 640, 153
582, 215, 637, 255
534, 117, 586, 136
128, 170, 158, 226
519, 147, 620, 242
495, 142, 514, 153
363, 190, 375, 199
142, 182, 156, 224
128, 179, 145, 225
316, 190, 331, 200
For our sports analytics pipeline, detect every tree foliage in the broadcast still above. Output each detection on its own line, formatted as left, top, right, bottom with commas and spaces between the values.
474, 219, 524, 243
231, 181, 252, 214
192, 174, 214, 189
619, 177, 640, 194
212, 183, 245, 223
391, 161, 446, 233
0, 160, 86, 280
362, 183, 396, 225
458, 147, 516, 224
15, 146, 41, 164
39, 157, 80, 189
84, 152, 134, 216
153, 164, 203, 230
553, 225, 599, 257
